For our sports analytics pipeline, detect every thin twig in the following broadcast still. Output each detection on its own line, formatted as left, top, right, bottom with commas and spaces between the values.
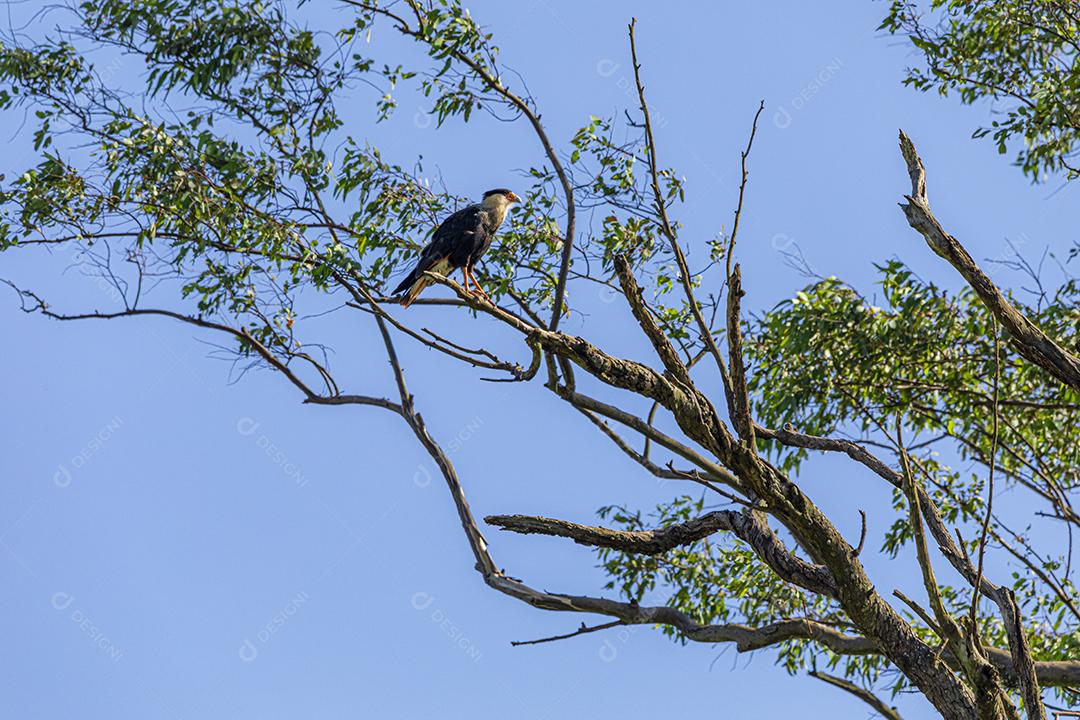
971, 318, 1001, 627
809, 670, 904, 720
726, 100, 766, 281
627, 19, 737, 408
511, 620, 623, 647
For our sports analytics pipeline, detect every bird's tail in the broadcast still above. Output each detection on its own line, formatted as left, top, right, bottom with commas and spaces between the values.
399, 275, 433, 308
391, 268, 418, 298
394, 257, 450, 308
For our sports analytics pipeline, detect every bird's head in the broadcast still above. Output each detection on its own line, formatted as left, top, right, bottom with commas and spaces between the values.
482, 188, 521, 208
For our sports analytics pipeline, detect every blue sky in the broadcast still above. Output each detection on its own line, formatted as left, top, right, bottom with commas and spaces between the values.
1, 1, 1076, 718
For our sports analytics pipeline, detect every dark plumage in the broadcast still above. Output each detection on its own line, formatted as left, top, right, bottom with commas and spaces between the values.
393, 188, 520, 306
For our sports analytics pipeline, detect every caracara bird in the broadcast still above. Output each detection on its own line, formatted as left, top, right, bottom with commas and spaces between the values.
392, 188, 520, 307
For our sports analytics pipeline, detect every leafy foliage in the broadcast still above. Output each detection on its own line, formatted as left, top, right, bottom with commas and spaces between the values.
883, 0, 1080, 180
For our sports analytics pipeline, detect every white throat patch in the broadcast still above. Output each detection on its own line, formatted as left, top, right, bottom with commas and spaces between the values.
481, 193, 512, 228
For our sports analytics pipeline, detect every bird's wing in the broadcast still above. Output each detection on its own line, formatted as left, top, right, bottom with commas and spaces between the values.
392, 205, 482, 296
430, 204, 485, 258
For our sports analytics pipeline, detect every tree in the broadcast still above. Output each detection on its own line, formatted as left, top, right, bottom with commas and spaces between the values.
2, 2, 1077, 718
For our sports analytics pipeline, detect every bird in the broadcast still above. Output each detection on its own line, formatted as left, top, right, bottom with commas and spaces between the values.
392, 188, 520, 307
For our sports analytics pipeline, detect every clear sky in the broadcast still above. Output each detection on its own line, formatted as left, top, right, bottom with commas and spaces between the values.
1, 1, 1076, 718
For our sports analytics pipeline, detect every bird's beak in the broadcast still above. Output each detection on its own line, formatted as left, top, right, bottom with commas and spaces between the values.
508, 192, 521, 204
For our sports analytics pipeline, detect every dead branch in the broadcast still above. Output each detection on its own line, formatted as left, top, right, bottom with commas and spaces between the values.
485, 511, 839, 598
726, 264, 754, 444
898, 130, 1080, 392
613, 254, 693, 387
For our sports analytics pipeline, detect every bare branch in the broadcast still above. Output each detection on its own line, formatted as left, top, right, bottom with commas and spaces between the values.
627, 19, 736, 408
898, 420, 955, 640
538, 331, 735, 458
809, 670, 904, 720
485, 511, 840, 598
7, 284, 395, 409
346, 300, 528, 379
574, 408, 686, 481
760, 417, 1007, 612
971, 320, 1002, 625
755, 422, 902, 487
613, 254, 692, 387
559, 388, 741, 490
855, 510, 868, 557
893, 589, 943, 637
486, 577, 882, 656
988, 525, 1080, 623
726, 100, 766, 279
726, 263, 754, 443
898, 130, 1080, 392
993, 588, 1048, 719
511, 620, 623, 647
